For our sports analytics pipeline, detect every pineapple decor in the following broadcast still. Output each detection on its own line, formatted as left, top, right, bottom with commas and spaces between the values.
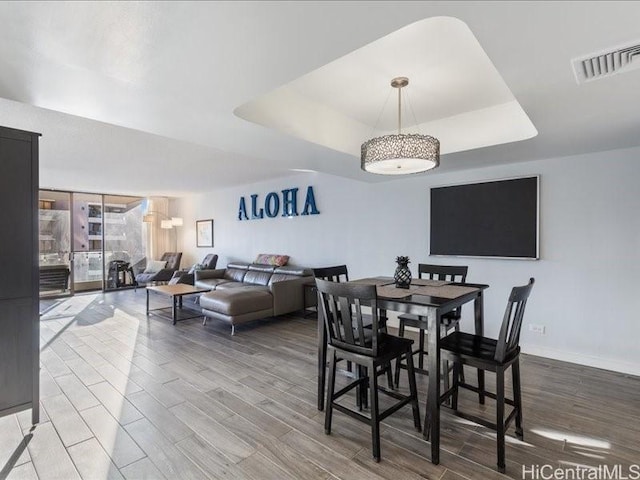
394, 256, 412, 289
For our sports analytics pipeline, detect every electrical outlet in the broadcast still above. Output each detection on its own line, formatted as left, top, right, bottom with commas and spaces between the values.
528, 324, 545, 335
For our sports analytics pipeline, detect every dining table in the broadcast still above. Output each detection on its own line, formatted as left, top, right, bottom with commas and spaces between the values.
316, 276, 489, 465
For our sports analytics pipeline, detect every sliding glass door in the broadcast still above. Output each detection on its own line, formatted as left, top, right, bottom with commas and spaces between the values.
39, 191, 72, 297
72, 193, 104, 293
39, 190, 147, 298
103, 195, 146, 291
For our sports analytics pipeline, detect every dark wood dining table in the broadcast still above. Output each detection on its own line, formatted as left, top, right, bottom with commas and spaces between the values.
316, 276, 489, 465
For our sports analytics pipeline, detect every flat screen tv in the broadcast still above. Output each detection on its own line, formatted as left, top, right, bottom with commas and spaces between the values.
430, 176, 539, 259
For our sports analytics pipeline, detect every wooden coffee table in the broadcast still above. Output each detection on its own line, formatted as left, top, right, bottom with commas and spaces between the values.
146, 284, 210, 325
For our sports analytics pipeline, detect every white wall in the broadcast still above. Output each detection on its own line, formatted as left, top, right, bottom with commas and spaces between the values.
172, 146, 640, 376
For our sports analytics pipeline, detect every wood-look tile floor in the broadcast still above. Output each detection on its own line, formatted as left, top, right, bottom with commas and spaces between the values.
2, 290, 639, 479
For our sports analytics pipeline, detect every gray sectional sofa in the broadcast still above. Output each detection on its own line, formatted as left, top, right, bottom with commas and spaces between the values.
195, 262, 313, 334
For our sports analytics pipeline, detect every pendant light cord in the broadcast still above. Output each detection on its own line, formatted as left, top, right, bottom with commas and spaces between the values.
404, 89, 423, 135
369, 88, 392, 137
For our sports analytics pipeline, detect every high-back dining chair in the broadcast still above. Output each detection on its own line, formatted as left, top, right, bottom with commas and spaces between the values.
394, 264, 468, 387
313, 265, 349, 283
316, 278, 421, 461
313, 265, 351, 410
436, 278, 535, 472
313, 265, 395, 411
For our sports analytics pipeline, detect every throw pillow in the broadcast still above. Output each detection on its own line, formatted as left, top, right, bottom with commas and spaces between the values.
254, 253, 289, 267
143, 260, 167, 274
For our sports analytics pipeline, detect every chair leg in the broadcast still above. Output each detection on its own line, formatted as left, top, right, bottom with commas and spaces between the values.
512, 359, 524, 440
454, 323, 465, 384
418, 328, 425, 370
325, 350, 337, 435
496, 366, 506, 473
405, 351, 422, 432
385, 362, 394, 390
442, 359, 451, 402
356, 364, 363, 411
394, 320, 405, 387
355, 363, 360, 410
440, 326, 450, 398
370, 360, 381, 462
451, 361, 460, 411
317, 316, 327, 411
361, 366, 369, 410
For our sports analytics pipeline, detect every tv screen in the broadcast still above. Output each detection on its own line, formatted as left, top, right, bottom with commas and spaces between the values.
430, 176, 539, 259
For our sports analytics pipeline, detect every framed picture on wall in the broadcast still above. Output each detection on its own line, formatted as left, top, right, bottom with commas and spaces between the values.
196, 219, 214, 247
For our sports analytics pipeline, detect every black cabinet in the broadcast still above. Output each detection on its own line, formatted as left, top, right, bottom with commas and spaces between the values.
0, 126, 40, 423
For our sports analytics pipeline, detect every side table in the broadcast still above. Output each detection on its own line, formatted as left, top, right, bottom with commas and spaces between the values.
303, 283, 318, 318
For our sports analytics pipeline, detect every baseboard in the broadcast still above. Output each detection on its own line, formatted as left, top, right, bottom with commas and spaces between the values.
388, 313, 640, 377
522, 345, 640, 377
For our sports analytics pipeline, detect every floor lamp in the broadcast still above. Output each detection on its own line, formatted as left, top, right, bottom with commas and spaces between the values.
142, 212, 183, 254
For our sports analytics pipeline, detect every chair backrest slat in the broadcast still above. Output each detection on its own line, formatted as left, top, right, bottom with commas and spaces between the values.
322, 292, 343, 344
495, 278, 535, 362
338, 296, 356, 345
418, 264, 468, 282
316, 278, 379, 357
419, 264, 469, 318
313, 265, 349, 283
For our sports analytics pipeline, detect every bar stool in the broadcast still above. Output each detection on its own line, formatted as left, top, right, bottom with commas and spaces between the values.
394, 264, 468, 390
314, 266, 393, 412
317, 278, 421, 461
435, 278, 534, 472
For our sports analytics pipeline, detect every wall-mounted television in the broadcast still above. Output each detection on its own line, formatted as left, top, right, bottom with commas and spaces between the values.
430, 176, 539, 259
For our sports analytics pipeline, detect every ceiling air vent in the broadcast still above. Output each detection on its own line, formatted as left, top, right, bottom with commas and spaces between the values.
572, 41, 640, 84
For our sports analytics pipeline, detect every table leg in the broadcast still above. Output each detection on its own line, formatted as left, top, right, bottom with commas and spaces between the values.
317, 298, 327, 411
425, 309, 440, 464
146, 289, 150, 315
474, 291, 485, 404
178, 295, 183, 308
172, 295, 177, 326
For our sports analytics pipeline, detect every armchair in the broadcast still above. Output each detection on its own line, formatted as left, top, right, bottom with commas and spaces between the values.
169, 254, 218, 285
134, 252, 182, 287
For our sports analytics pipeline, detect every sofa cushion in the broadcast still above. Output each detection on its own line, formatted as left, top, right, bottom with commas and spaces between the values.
243, 269, 273, 286
136, 273, 158, 284
274, 265, 312, 276
224, 268, 247, 282
248, 264, 276, 273
215, 282, 269, 292
195, 278, 232, 290
255, 253, 289, 267
227, 262, 251, 269
200, 289, 273, 316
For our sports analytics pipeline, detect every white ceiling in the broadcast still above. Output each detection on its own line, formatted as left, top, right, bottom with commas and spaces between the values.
235, 16, 537, 159
0, 1, 639, 196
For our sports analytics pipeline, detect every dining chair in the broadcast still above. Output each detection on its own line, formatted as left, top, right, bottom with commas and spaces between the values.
312, 265, 349, 283
435, 278, 535, 473
313, 265, 393, 412
394, 264, 468, 389
316, 278, 421, 461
